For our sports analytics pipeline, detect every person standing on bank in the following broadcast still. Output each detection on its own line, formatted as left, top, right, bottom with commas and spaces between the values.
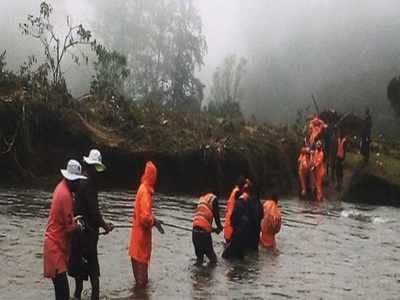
192, 190, 223, 265
69, 149, 114, 300
360, 108, 372, 163
311, 141, 326, 201
43, 160, 86, 300
335, 130, 347, 190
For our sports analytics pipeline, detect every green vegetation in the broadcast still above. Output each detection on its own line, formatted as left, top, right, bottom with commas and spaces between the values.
346, 148, 400, 195
365, 153, 400, 186
90, 46, 130, 102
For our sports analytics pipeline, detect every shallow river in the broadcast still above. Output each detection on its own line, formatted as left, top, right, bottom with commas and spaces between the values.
1, 188, 400, 299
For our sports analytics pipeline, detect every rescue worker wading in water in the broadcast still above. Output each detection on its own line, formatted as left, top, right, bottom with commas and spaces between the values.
260, 193, 282, 250
69, 149, 113, 300
192, 191, 223, 265
222, 179, 252, 260
223, 176, 246, 243
311, 141, 326, 201
246, 187, 264, 252
128, 161, 162, 288
43, 160, 86, 300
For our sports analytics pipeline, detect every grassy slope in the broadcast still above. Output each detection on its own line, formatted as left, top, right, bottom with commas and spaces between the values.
346, 151, 400, 186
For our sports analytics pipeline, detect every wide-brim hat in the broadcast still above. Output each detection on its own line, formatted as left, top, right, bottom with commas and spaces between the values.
61, 159, 87, 181
83, 149, 106, 172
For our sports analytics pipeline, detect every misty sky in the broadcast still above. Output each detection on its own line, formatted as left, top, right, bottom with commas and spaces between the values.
1, 0, 400, 133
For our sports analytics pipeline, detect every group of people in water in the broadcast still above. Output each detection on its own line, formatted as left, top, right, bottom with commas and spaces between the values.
192, 176, 282, 265
43, 150, 282, 299
43, 150, 114, 300
42, 108, 372, 300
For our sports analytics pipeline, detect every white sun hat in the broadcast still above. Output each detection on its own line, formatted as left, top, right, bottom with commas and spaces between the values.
83, 149, 106, 172
61, 159, 87, 181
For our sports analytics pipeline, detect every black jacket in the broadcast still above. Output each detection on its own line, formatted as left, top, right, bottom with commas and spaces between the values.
222, 195, 250, 259
246, 195, 264, 251
75, 176, 106, 233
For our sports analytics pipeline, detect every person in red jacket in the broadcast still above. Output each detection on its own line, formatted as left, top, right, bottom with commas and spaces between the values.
128, 161, 162, 288
223, 176, 246, 243
43, 160, 86, 300
192, 191, 223, 265
260, 193, 282, 250
311, 141, 326, 201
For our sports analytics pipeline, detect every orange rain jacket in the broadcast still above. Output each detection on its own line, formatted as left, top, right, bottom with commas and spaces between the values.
260, 200, 282, 249
129, 161, 157, 264
223, 186, 240, 241
43, 179, 76, 278
312, 148, 326, 201
298, 148, 311, 195
308, 117, 326, 145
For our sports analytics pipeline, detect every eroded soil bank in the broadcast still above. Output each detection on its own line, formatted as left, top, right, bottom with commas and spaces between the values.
0, 95, 300, 195
2, 91, 400, 202
342, 153, 400, 206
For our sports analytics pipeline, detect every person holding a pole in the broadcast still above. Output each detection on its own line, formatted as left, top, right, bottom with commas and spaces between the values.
192, 188, 223, 265
128, 161, 162, 288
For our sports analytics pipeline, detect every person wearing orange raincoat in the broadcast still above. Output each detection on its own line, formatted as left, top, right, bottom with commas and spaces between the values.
298, 147, 311, 197
311, 141, 326, 201
128, 161, 161, 288
308, 115, 327, 146
260, 194, 282, 250
223, 176, 246, 243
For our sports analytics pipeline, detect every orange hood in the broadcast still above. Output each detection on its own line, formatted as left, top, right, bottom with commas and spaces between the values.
141, 161, 157, 191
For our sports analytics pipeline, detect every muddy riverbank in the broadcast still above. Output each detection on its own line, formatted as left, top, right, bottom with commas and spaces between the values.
0, 94, 300, 195
2, 91, 400, 203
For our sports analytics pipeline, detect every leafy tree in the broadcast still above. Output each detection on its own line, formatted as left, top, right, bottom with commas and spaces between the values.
19, 1, 96, 89
207, 54, 247, 118
90, 45, 130, 101
387, 76, 400, 117
93, 0, 207, 111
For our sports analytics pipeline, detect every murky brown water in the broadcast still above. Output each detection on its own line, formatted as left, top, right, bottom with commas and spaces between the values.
1, 188, 400, 299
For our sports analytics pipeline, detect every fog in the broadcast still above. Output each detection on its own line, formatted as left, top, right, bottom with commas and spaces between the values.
196, 0, 400, 134
1, 0, 400, 134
